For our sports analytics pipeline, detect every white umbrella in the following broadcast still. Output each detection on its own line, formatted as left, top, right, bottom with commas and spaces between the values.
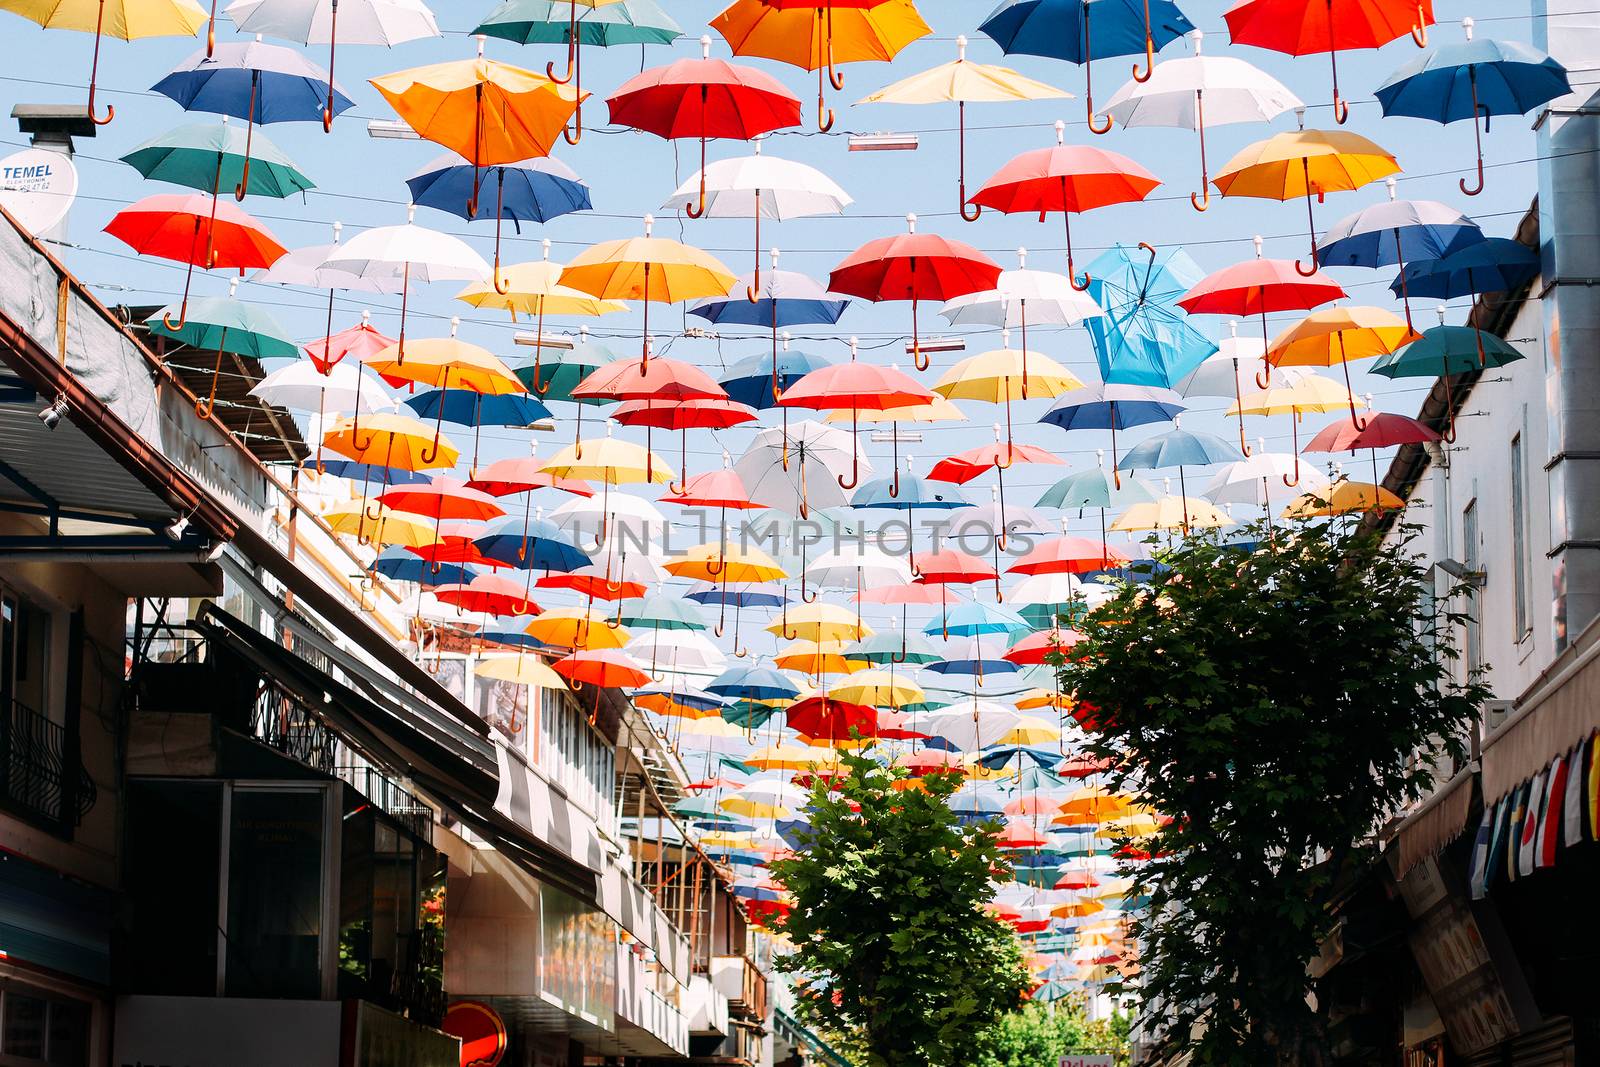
549, 493, 665, 550
1206, 450, 1330, 509
249, 357, 392, 414
226, 0, 439, 127
805, 546, 911, 591
320, 205, 490, 361
940, 250, 1104, 361
734, 420, 864, 518
924, 701, 1026, 751
663, 143, 852, 295
628, 630, 726, 674
1102, 30, 1302, 211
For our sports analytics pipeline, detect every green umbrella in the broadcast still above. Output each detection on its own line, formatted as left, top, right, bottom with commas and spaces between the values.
146, 284, 300, 418
846, 631, 942, 666
518, 333, 619, 406
618, 593, 708, 632
120, 119, 313, 200
1370, 323, 1524, 442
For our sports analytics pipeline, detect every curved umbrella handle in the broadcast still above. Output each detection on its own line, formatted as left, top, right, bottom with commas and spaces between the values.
87, 1, 114, 125
961, 200, 983, 223
1191, 188, 1210, 212
1294, 254, 1320, 277
233, 155, 252, 201
802, 586, 819, 604
563, 105, 583, 146
685, 129, 709, 218
735, 642, 749, 659
418, 434, 442, 467
1088, 109, 1113, 135
1410, 4, 1428, 46
1460, 100, 1489, 196
1132, 34, 1154, 82
1255, 364, 1272, 390
548, 1, 577, 84
818, 102, 836, 133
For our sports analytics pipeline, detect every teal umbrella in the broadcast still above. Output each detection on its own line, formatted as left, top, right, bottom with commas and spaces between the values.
846, 630, 942, 666
618, 593, 708, 632
474, 0, 682, 144
120, 119, 313, 199
1370, 321, 1524, 442
1036, 466, 1158, 548
146, 284, 299, 418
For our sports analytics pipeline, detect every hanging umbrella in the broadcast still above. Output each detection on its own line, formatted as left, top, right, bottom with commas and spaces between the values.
121, 118, 313, 199
978, 0, 1195, 135
322, 411, 459, 541
711, 0, 931, 130
225, 0, 439, 128
1390, 237, 1538, 309
857, 35, 1069, 217
969, 127, 1160, 286
0, 0, 206, 124
560, 215, 738, 367
250, 356, 391, 416
665, 144, 852, 295
1223, 0, 1433, 123
379, 476, 506, 524
1375, 19, 1570, 196
1206, 450, 1331, 510
608, 34, 803, 216
408, 155, 592, 288
941, 252, 1104, 378
698, 275, 847, 432
933, 332, 1083, 450
524, 606, 630, 649
252, 230, 403, 374
1039, 382, 1182, 482
1177, 236, 1345, 432
1211, 126, 1400, 271
735, 420, 875, 518
1283, 478, 1405, 517
371, 37, 583, 216
1304, 411, 1440, 480
923, 601, 1029, 639
778, 352, 931, 490
369, 545, 476, 587
153, 40, 352, 200
1084, 243, 1216, 388
768, 602, 872, 644
320, 206, 490, 363
1035, 465, 1156, 562
1115, 426, 1238, 527
105, 193, 288, 331
1317, 185, 1484, 328
829, 213, 1002, 370
365, 331, 525, 466
1370, 317, 1524, 440
1230, 371, 1360, 484
468, 454, 593, 497
610, 397, 758, 493
474, 0, 681, 144
1010, 534, 1128, 576
1103, 29, 1301, 211
1110, 494, 1230, 532
929, 436, 1066, 556
146, 283, 299, 416
1267, 306, 1420, 427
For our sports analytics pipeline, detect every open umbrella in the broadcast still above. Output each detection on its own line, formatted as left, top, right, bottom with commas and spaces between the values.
1114, 426, 1238, 527
1267, 306, 1420, 428
1230, 371, 1358, 484
474, 0, 680, 144
1223, 0, 1433, 123
1375, 18, 1568, 195
153, 40, 352, 200
1036, 463, 1156, 558
1206, 448, 1330, 512
1371, 314, 1524, 440
1, 0, 206, 124
1038, 382, 1182, 484
1390, 240, 1537, 368
934, 331, 1084, 449
252, 229, 403, 376
734, 420, 859, 517
858, 35, 1069, 217
1103, 29, 1300, 211
829, 213, 1002, 370
968, 125, 1160, 286
1085, 242, 1215, 388
121, 118, 313, 199
147, 280, 299, 417
979, 0, 1195, 133
225, 0, 439, 128
779, 346, 932, 490
712, 0, 931, 131
608, 34, 803, 216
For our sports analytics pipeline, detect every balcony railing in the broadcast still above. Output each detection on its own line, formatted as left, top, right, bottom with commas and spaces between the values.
335, 763, 433, 838
250, 677, 340, 773
711, 954, 769, 1021
0, 696, 95, 832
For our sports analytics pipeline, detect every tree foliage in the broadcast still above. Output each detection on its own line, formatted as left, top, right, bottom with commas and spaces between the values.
966, 999, 1132, 1067
771, 749, 1031, 1067
1058, 520, 1488, 1067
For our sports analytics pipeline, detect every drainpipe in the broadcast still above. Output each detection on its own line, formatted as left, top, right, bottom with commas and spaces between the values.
1533, 0, 1600, 650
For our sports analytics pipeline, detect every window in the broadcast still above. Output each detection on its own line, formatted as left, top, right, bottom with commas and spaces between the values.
224, 787, 329, 999
537, 686, 617, 831
0, 982, 90, 1067
1511, 433, 1532, 638
0, 589, 51, 718
1463, 500, 1481, 675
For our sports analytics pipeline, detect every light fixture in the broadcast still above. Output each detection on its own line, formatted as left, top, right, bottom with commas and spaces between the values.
905, 336, 965, 355
870, 430, 923, 444
37, 395, 67, 429
366, 119, 419, 140
512, 332, 577, 351
163, 515, 189, 542
849, 133, 919, 152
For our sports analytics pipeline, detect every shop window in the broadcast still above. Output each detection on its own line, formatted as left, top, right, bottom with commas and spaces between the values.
224, 787, 329, 999
0, 982, 90, 1067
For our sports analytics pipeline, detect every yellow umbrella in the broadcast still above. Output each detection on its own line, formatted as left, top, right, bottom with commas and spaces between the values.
857, 35, 1069, 218
828, 670, 924, 710
1015, 687, 1072, 712
323, 501, 438, 547
1212, 129, 1399, 271
524, 606, 630, 650
711, 0, 932, 131
0, 0, 207, 125
992, 714, 1061, 747
1267, 306, 1419, 429
665, 542, 786, 584
364, 331, 526, 468
323, 412, 458, 471
539, 433, 673, 485
476, 654, 568, 690
1283, 478, 1405, 518
766, 601, 872, 644
1110, 495, 1231, 533
773, 639, 857, 676
1231, 372, 1362, 485
678, 715, 748, 741
560, 215, 737, 368
1053, 787, 1135, 826
745, 743, 829, 772
933, 335, 1083, 449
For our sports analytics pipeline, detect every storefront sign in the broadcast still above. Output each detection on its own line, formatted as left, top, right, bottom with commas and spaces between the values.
442, 1002, 507, 1067
1060, 1055, 1116, 1067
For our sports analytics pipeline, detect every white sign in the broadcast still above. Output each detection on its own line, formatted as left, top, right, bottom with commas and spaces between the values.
1060, 1056, 1117, 1067
0, 148, 77, 236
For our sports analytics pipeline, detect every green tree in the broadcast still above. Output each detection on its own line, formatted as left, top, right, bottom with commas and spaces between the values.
771, 749, 1031, 1067
966, 999, 1132, 1067
1058, 520, 1487, 1067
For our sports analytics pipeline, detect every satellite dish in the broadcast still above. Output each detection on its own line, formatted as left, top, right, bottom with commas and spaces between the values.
0, 149, 78, 236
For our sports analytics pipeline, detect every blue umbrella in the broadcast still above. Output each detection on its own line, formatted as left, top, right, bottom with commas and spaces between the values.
1040, 382, 1183, 482
1389, 237, 1539, 300
152, 41, 353, 200
1318, 194, 1485, 327
925, 636, 1021, 681
707, 665, 800, 703
305, 459, 431, 486
407, 154, 592, 285
685, 584, 788, 611
948, 781, 1010, 822
1085, 244, 1217, 388
368, 546, 478, 588
404, 389, 554, 428
474, 517, 592, 572
979, 0, 1195, 130
720, 349, 833, 410
924, 602, 1030, 639
1375, 29, 1570, 197
478, 617, 553, 651
976, 744, 1065, 771
1116, 426, 1238, 502
1037, 469, 1158, 511
852, 475, 970, 510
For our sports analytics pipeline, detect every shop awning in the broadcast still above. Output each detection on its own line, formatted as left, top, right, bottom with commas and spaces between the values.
1389, 767, 1477, 879
1483, 612, 1600, 805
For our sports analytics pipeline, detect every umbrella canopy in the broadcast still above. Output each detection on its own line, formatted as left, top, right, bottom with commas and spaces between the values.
1283, 479, 1405, 517
121, 119, 313, 198
1318, 192, 1484, 327
1268, 306, 1421, 426
1110, 494, 1230, 532
1085, 243, 1216, 388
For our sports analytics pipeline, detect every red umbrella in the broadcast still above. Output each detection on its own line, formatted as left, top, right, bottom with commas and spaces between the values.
378, 476, 507, 522
895, 749, 967, 776
538, 569, 649, 601
570, 355, 728, 476
1224, 0, 1433, 123
664, 467, 766, 510
407, 523, 497, 568
610, 396, 758, 493
1057, 754, 1114, 778
829, 214, 1001, 370
1009, 536, 1127, 576
996, 817, 1048, 850
1178, 238, 1346, 441
434, 573, 542, 615
1305, 410, 1440, 486
105, 193, 287, 330
787, 694, 879, 742
552, 648, 651, 691
929, 437, 1065, 554
607, 34, 803, 216
779, 345, 935, 489
968, 122, 1161, 288
467, 456, 594, 497
1003, 628, 1086, 666
304, 312, 394, 374
916, 547, 1001, 630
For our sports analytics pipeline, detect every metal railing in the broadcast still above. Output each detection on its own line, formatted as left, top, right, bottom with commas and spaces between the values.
250, 677, 340, 773
0, 696, 95, 831
335, 763, 433, 838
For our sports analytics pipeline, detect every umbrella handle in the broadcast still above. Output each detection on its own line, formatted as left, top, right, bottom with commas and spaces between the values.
419, 433, 442, 466
961, 200, 982, 223
1410, 4, 1428, 46
1132, 34, 1154, 83
87, 1, 114, 125
205, 0, 217, 56
1071, 265, 1092, 292
686, 129, 709, 218
802, 586, 819, 604
194, 339, 226, 420
1460, 98, 1488, 196
548, 1, 577, 83
321, 1, 339, 132
564, 104, 583, 146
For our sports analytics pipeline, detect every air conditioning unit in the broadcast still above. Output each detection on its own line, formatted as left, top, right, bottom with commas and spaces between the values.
1483, 698, 1515, 733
